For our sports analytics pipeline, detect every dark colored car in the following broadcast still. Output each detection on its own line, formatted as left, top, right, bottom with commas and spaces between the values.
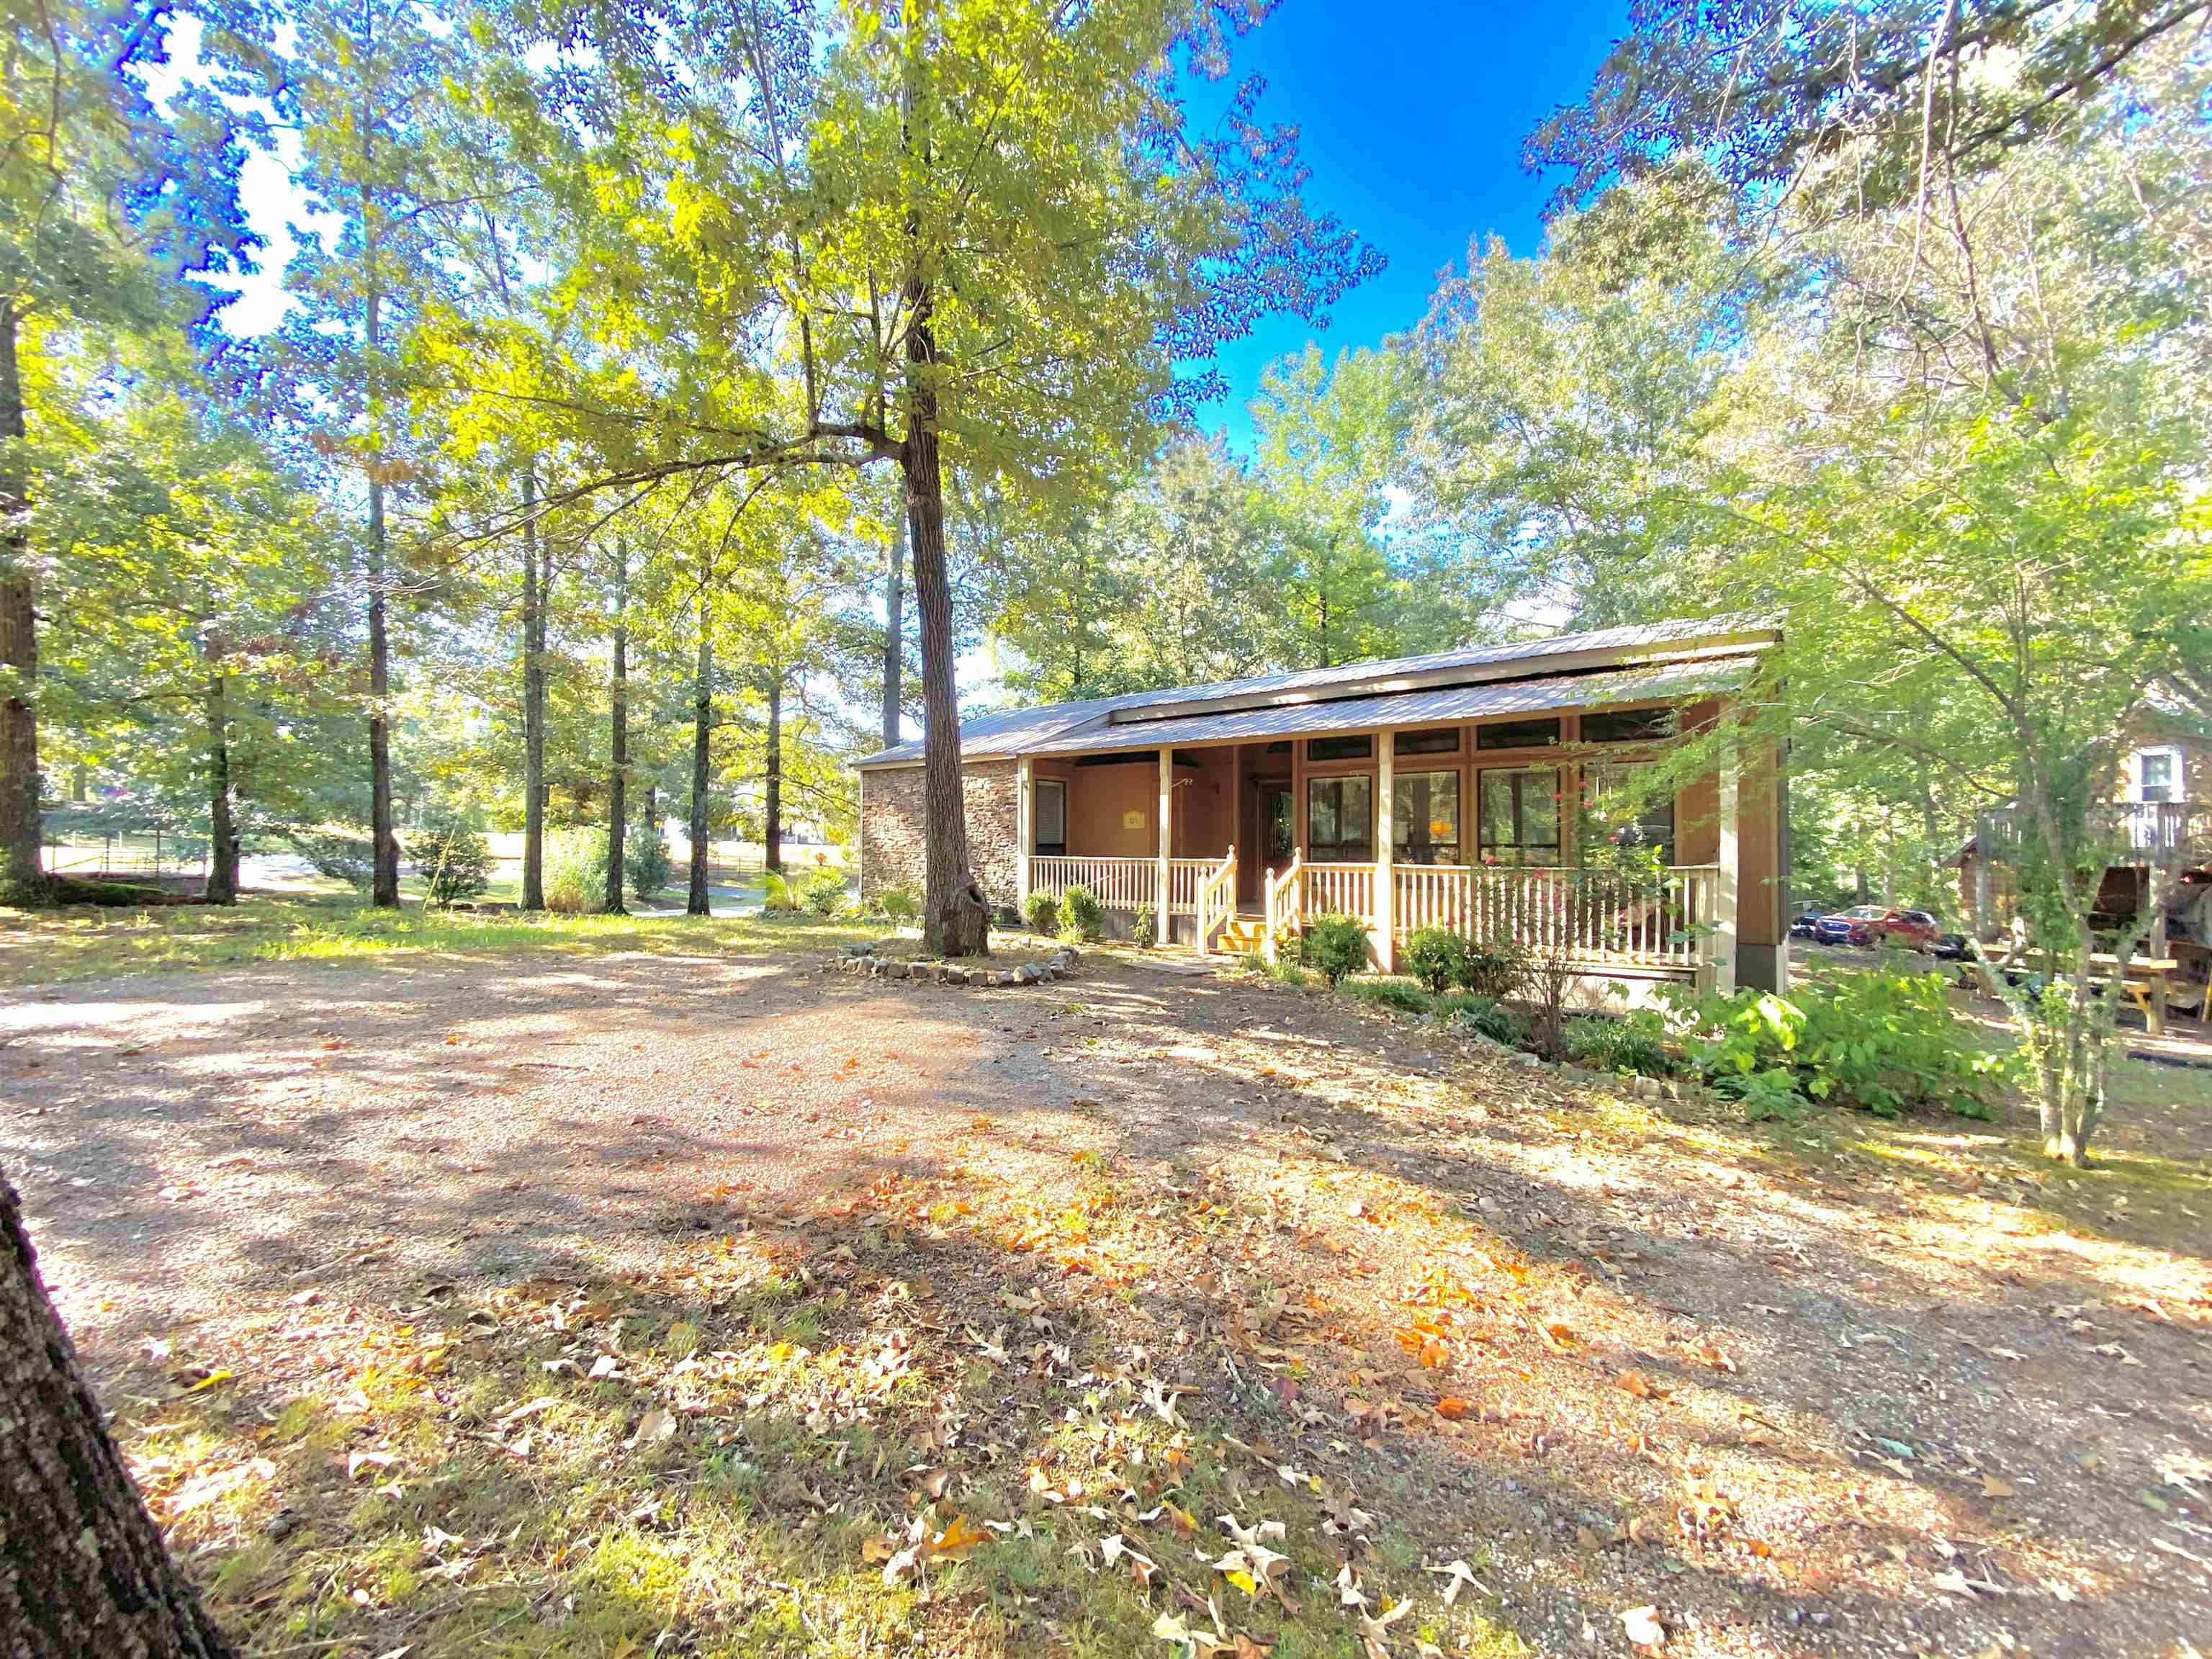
1789, 907, 1825, 941
1930, 932, 1973, 960
1812, 905, 1942, 950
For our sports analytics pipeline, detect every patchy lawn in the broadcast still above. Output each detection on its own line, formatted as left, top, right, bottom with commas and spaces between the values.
3, 940, 2208, 1657
0, 891, 872, 984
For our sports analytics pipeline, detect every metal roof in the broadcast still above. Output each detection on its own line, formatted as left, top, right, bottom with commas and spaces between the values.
853, 616, 1774, 768
1018, 657, 1759, 756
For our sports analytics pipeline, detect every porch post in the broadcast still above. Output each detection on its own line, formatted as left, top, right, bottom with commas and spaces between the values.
1016, 755, 1033, 909
1714, 750, 1740, 996
1373, 729, 1395, 971
1156, 747, 1173, 945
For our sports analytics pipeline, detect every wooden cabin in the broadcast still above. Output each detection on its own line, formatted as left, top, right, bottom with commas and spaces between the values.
855, 619, 1789, 995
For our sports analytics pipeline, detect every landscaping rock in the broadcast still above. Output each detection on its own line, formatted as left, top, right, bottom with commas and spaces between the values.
944, 967, 968, 986
885, 960, 910, 981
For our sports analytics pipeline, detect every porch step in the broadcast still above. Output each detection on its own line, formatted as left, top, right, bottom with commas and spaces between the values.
1216, 917, 1270, 955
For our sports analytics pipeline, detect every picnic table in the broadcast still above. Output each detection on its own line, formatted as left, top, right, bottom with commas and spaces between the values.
1964, 943, 2195, 1035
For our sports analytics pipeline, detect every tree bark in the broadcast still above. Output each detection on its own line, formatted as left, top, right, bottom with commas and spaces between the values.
202, 659, 237, 907
519, 468, 547, 912
687, 600, 713, 917
604, 539, 628, 914
763, 673, 783, 875
882, 510, 905, 748
364, 281, 400, 909
0, 301, 45, 898
0, 1166, 238, 1657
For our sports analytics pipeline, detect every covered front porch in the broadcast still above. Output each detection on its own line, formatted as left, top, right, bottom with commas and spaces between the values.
1012, 727, 1746, 992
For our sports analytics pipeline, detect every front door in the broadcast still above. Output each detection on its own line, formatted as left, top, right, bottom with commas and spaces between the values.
1261, 783, 1295, 884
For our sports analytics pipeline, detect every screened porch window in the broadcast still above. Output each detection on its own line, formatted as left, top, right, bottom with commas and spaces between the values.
1478, 766, 1560, 867
1393, 771, 1461, 866
1307, 775, 1373, 863
1586, 763, 1676, 864
1034, 779, 1066, 857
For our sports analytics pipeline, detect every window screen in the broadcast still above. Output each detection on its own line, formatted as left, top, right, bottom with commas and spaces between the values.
1475, 717, 1561, 751
1307, 734, 1372, 763
1034, 779, 1066, 857
1477, 768, 1560, 866
1393, 772, 1460, 865
1393, 727, 1459, 755
1306, 776, 1373, 862
1582, 706, 1674, 744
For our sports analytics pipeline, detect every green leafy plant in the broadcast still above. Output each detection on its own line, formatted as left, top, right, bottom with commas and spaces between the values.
761, 871, 799, 913
1133, 901, 1155, 948
1300, 912, 1370, 986
1434, 992, 1525, 1046
1344, 976, 1428, 1014
543, 829, 610, 914
1403, 927, 1475, 994
289, 829, 375, 891
1456, 942, 1524, 999
876, 885, 919, 923
415, 815, 493, 907
1565, 1010, 1671, 1078
799, 866, 847, 915
1023, 890, 1061, 934
1058, 884, 1105, 943
625, 835, 674, 904
1717, 1066, 1805, 1122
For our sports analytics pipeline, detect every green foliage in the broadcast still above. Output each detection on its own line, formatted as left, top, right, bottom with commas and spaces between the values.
1660, 970, 2005, 1120
1565, 1011, 1671, 1078
544, 830, 610, 915
1300, 913, 1370, 986
626, 836, 674, 904
291, 830, 376, 892
414, 816, 493, 907
1343, 976, 1428, 1015
1133, 902, 1155, 947
1434, 992, 1525, 1047
761, 872, 799, 914
1022, 891, 1061, 935
1057, 884, 1105, 943
876, 886, 919, 924
1403, 927, 1475, 995
1457, 943, 1524, 999
799, 866, 846, 917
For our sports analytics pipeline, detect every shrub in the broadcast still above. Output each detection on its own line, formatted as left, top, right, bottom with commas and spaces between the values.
1058, 884, 1104, 942
1300, 912, 1370, 986
415, 815, 493, 907
289, 829, 375, 891
626, 835, 674, 904
800, 866, 847, 915
761, 871, 799, 912
1434, 991, 1524, 1046
1133, 902, 1155, 947
1456, 943, 1524, 999
1267, 957, 1316, 990
1565, 1010, 1671, 1078
877, 885, 920, 923
1344, 977, 1429, 1015
543, 828, 609, 913
1404, 927, 1475, 995
1023, 890, 1061, 934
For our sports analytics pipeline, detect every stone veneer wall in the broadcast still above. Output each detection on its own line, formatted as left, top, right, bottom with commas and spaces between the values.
860, 758, 1022, 912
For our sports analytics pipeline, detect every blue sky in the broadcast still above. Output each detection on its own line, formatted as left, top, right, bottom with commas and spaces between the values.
1193, 0, 1627, 445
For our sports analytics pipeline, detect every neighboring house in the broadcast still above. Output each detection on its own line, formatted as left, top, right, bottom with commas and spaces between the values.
855, 619, 1788, 996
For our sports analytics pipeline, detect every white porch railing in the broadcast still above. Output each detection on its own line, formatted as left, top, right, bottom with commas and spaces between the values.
1303, 862, 1374, 922
1389, 863, 1718, 971
1026, 855, 1223, 917
1195, 847, 1238, 953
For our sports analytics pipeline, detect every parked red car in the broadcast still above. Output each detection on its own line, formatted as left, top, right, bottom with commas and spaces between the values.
1811, 904, 1942, 950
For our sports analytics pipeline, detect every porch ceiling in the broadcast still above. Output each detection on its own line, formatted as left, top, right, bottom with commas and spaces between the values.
1017, 656, 1758, 757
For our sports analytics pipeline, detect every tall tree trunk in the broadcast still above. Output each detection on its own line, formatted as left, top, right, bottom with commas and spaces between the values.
519, 468, 546, 912
901, 7, 984, 958
1, 1166, 238, 1656
687, 600, 713, 917
764, 673, 783, 875
203, 657, 237, 907
364, 282, 400, 909
881, 511, 905, 748
0, 302, 45, 898
605, 539, 628, 914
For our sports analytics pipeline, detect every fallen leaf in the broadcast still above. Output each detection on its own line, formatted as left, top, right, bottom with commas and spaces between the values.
1622, 1604, 1666, 1648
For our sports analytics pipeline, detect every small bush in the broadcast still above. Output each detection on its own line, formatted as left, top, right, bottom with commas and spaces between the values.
1456, 943, 1524, 999
799, 866, 847, 915
626, 835, 674, 904
761, 871, 799, 912
1300, 913, 1370, 986
1133, 902, 1155, 948
1403, 927, 1475, 995
1434, 991, 1524, 1046
1344, 977, 1429, 1015
1267, 957, 1315, 990
415, 815, 493, 907
542, 828, 609, 913
1058, 884, 1104, 942
877, 885, 919, 923
289, 829, 375, 891
1023, 890, 1061, 934
1565, 1010, 1671, 1078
